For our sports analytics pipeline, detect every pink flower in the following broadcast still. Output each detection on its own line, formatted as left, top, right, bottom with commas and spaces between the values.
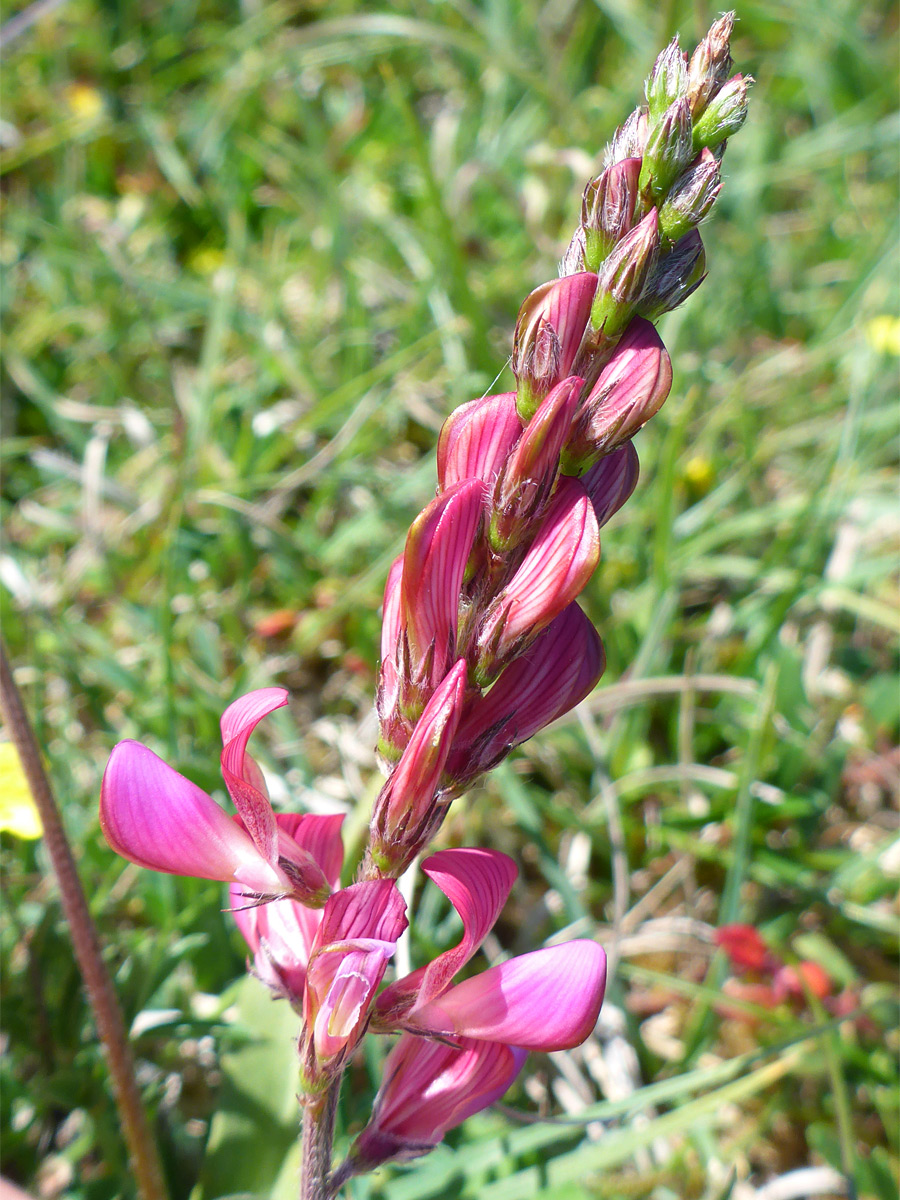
563, 317, 672, 469
475, 476, 600, 681
446, 602, 604, 788
489, 377, 581, 552
229, 812, 345, 1005
513, 273, 597, 419
348, 1035, 526, 1169
100, 689, 331, 903
369, 661, 468, 874
302, 880, 408, 1072
437, 392, 523, 492
375, 849, 607, 1050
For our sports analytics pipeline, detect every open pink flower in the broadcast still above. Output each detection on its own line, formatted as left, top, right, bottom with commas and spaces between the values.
100, 689, 329, 903
302, 880, 408, 1070
348, 1035, 526, 1169
229, 812, 345, 1005
375, 848, 606, 1051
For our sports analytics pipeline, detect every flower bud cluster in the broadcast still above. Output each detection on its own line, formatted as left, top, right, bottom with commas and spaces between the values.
561, 12, 750, 358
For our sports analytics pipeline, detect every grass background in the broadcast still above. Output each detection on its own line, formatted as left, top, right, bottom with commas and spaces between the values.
1, 0, 898, 1197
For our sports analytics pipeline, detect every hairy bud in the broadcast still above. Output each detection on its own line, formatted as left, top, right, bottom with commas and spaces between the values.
645, 37, 688, 122
658, 148, 722, 243
692, 73, 752, 152
590, 209, 660, 339
637, 229, 707, 321
687, 11, 735, 117
639, 97, 694, 202
581, 158, 641, 271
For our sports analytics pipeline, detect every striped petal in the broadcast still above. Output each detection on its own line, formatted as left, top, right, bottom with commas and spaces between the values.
219, 688, 289, 865
407, 940, 606, 1050
100, 740, 286, 895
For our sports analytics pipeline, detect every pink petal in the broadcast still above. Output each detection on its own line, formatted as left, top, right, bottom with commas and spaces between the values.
275, 812, 345, 889
491, 377, 581, 550
380, 554, 405, 666
515, 274, 597, 381
580, 441, 640, 527
477, 477, 600, 670
354, 1036, 526, 1163
373, 660, 467, 843
219, 688, 289, 866
401, 480, 484, 680
437, 394, 523, 491
313, 879, 409, 949
572, 318, 672, 459
448, 603, 604, 784
407, 940, 607, 1050
309, 941, 396, 1061
377, 848, 517, 1015
229, 885, 319, 1002
100, 740, 286, 894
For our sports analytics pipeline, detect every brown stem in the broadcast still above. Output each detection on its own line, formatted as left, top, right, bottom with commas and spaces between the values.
0, 640, 168, 1200
300, 1082, 340, 1200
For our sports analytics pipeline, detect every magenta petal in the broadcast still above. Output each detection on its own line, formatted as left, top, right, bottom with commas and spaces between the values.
355, 1036, 526, 1162
100, 740, 286, 893
379, 849, 517, 1015
380, 554, 405, 666
408, 940, 607, 1050
479, 477, 600, 665
374, 660, 467, 840
309, 941, 396, 1061
314, 879, 409, 948
581, 441, 640, 527
275, 812, 345, 888
219, 688, 288, 866
437, 393, 523, 491
401, 480, 484, 679
450, 604, 604, 782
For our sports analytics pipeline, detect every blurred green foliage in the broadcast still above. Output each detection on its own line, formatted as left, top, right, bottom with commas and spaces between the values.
1, 1, 897, 1197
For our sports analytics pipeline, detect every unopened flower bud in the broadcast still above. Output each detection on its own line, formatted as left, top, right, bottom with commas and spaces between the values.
692, 73, 751, 152
638, 97, 694, 201
658, 148, 721, 243
489, 376, 581, 552
581, 158, 641, 271
513, 273, 596, 420
645, 37, 688, 122
604, 106, 648, 168
590, 209, 660, 339
687, 11, 735, 117
637, 229, 706, 321
562, 318, 671, 469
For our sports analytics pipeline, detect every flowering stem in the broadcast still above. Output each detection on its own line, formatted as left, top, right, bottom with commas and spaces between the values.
0, 640, 169, 1200
300, 1080, 340, 1200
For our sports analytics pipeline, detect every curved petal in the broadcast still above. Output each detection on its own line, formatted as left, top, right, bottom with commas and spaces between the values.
581, 441, 640, 527
276, 812, 345, 889
450, 603, 604, 784
353, 1036, 526, 1164
407, 940, 606, 1050
477, 477, 600, 670
100, 740, 286, 894
437, 393, 522, 491
401, 481, 484, 681
219, 687, 288, 866
378, 848, 517, 1015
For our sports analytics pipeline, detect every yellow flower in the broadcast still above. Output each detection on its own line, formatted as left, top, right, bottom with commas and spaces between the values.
0, 741, 42, 839
865, 315, 900, 356
64, 83, 105, 122
683, 455, 714, 495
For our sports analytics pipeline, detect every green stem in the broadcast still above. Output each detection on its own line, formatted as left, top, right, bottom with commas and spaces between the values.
0, 640, 168, 1200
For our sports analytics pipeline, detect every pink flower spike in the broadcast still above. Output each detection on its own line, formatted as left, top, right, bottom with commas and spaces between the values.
377, 848, 517, 1016
351, 1036, 526, 1166
448, 603, 604, 785
219, 687, 289, 867
581, 441, 640, 528
477, 476, 600, 676
401, 481, 484, 681
407, 940, 607, 1050
100, 740, 288, 895
373, 660, 467, 848
437, 393, 523, 492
